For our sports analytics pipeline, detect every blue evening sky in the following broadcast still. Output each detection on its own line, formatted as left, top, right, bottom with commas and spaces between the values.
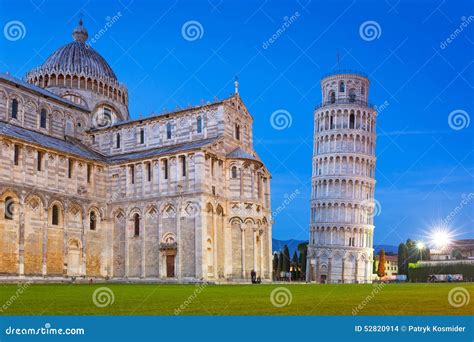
1, 0, 473, 246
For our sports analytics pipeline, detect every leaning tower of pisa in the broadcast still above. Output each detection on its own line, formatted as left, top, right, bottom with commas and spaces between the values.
306, 71, 377, 284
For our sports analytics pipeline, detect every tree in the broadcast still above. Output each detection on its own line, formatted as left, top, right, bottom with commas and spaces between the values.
377, 249, 386, 277
277, 252, 283, 276
398, 243, 408, 275
300, 244, 307, 279
282, 245, 290, 273
452, 249, 463, 260
272, 253, 279, 273
292, 251, 299, 279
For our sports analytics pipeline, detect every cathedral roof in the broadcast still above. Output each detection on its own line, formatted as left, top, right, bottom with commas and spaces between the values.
0, 122, 105, 161
0, 121, 220, 164
227, 147, 261, 162
27, 20, 118, 82
0, 73, 88, 111
108, 137, 220, 164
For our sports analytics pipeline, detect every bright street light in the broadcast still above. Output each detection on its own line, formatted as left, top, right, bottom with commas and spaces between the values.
429, 227, 453, 250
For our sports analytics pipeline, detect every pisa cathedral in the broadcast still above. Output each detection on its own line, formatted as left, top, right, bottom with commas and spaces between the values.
0, 21, 272, 282
306, 71, 377, 284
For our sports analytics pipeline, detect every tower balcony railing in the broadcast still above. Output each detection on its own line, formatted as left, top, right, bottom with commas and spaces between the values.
314, 98, 375, 110
321, 69, 368, 79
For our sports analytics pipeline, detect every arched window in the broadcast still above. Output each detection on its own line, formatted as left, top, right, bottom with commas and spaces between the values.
11, 99, 18, 119
116, 133, 121, 148
196, 116, 202, 133
133, 213, 140, 236
349, 114, 355, 129
40, 109, 47, 128
235, 124, 240, 140
90, 211, 96, 230
231, 166, 238, 178
349, 88, 356, 102
329, 91, 336, 104
339, 81, 345, 92
52, 205, 59, 225
139, 128, 145, 144
4, 196, 13, 220
166, 122, 172, 139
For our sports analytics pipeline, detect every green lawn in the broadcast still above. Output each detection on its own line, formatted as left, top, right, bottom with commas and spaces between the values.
0, 283, 472, 315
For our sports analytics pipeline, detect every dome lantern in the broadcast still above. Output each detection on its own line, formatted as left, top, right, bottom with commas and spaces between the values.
72, 19, 88, 43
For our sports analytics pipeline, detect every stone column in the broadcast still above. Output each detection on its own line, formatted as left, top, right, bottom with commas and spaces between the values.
18, 196, 25, 276
81, 217, 87, 277
176, 203, 182, 279
241, 227, 245, 279
124, 214, 129, 278
252, 228, 257, 273
212, 210, 217, 278
327, 257, 332, 283
42, 207, 48, 276
355, 258, 359, 283
315, 256, 320, 283
341, 257, 345, 283
141, 210, 146, 278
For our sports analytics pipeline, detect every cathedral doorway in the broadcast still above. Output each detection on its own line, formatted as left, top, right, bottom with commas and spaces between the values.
320, 275, 327, 283
166, 255, 175, 278
67, 239, 82, 276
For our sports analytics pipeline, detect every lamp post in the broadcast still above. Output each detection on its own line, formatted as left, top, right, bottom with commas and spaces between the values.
416, 241, 425, 262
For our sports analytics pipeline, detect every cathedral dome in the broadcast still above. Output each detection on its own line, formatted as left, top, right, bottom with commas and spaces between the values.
27, 20, 117, 82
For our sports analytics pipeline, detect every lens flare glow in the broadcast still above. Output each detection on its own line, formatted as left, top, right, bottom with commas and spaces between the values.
429, 228, 453, 249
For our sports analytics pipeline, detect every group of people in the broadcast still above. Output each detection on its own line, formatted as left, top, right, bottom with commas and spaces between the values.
250, 270, 262, 284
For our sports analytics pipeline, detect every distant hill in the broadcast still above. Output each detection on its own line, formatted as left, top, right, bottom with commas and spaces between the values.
374, 244, 398, 254
272, 239, 307, 255
272, 239, 398, 256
